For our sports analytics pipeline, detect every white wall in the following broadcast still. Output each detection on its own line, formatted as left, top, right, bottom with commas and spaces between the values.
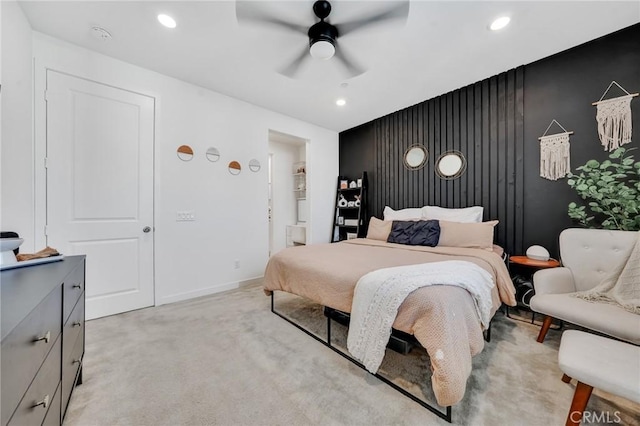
268, 140, 302, 254
24, 33, 338, 305
1, 1, 34, 251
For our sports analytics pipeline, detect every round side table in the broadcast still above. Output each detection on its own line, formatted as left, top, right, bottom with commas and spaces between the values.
509, 256, 560, 269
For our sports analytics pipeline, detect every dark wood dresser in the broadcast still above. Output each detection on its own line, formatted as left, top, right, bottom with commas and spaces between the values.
1, 256, 86, 426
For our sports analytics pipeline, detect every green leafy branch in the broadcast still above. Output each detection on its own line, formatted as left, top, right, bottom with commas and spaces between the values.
567, 147, 640, 231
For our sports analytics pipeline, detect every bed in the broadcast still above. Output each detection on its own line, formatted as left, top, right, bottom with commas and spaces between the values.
264, 238, 516, 410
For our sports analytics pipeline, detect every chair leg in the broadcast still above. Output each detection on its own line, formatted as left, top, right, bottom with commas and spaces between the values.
565, 381, 593, 426
537, 315, 553, 343
562, 374, 572, 383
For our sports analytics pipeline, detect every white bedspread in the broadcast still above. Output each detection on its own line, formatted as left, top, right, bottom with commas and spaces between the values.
347, 260, 495, 373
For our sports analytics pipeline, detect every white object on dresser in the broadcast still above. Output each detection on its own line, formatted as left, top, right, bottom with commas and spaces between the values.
0, 238, 23, 265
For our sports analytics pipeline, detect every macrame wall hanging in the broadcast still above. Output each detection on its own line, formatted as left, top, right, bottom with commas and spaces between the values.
539, 119, 573, 181
592, 81, 638, 152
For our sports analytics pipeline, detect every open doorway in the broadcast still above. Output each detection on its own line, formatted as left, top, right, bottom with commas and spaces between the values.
268, 130, 308, 256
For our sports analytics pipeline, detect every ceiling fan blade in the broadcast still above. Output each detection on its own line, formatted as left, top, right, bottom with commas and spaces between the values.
236, 1, 308, 35
279, 45, 311, 78
334, 44, 365, 78
335, 1, 410, 37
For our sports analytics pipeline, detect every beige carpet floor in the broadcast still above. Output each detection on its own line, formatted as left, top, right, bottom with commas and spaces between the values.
65, 284, 639, 426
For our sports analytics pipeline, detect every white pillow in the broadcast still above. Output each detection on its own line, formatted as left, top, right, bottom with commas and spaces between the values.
383, 206, 423, 221
421, 206, 484, 223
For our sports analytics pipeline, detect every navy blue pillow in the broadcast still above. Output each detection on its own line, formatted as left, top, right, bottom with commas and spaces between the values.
387, 220, 441, 246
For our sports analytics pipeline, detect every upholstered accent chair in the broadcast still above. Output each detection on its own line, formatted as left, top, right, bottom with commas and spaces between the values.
530, 228, 640, 344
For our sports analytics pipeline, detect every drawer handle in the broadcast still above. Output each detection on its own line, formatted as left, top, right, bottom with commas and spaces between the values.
72, 322, 82, 327
72, 284, 82, 289
72, 358, 81, 365
32, 394, 50, 409
33, 330, 51, 344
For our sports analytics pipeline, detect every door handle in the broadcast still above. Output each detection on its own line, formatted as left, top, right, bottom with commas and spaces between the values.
143, 226, 151, 233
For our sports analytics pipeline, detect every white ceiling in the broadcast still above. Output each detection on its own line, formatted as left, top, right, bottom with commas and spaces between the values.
19, 1, 640, 132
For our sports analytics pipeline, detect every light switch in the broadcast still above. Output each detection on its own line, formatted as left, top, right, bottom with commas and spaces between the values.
176, 211, 195, 221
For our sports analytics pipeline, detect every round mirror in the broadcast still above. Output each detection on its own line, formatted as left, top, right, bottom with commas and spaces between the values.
249, 159, 261, 172
436, 151, 467, 180
206, 147, 220, 162
403, 145, 428, 170
177, 145, 194, 161
228, 161, 241, 175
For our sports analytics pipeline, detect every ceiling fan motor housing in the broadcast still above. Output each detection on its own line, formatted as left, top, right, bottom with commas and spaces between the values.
313, 0, 332, 20
308, 21, 338, 48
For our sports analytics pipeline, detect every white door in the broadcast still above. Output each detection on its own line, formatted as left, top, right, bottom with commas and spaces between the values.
46, 71, 155, 320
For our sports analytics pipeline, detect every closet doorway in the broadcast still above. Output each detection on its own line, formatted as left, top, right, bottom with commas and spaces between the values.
268, 130, 308, 256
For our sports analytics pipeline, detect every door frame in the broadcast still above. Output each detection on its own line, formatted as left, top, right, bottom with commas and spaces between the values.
266, 130, 311, 254
34, 58, 158, 307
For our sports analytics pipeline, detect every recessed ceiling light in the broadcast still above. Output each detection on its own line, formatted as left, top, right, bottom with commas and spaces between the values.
336, 99, 346, 106
489, 16, 510, 31
158, 14, 177, 29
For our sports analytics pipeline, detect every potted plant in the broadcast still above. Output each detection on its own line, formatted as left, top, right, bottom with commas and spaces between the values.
567, 147, 640, 231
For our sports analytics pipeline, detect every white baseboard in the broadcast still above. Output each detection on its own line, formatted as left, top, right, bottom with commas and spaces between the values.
158, 281, 239, 306
239, 276, 263, 288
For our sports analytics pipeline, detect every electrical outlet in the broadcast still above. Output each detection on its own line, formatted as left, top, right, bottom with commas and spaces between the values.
234, 259, 240, 269
176, 211, 196, 222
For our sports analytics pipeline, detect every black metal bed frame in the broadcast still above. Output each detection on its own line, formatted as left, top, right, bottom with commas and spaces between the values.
270, 292, 454, 423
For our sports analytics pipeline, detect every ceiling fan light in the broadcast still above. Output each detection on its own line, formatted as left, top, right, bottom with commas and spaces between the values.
310, 40, 335, 60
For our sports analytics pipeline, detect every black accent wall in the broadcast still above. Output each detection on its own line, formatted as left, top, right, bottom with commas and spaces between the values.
339, 24, 640, 257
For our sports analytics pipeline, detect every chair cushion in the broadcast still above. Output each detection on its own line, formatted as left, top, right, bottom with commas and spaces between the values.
559, 330, 640, 403
530, 293, 640, 344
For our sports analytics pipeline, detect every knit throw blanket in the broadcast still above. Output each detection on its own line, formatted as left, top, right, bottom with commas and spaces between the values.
575, 231, 640, 314
346, 260, 495, 373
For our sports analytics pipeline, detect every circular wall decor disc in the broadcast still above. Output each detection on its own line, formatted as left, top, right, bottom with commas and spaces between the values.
228, 161, 242, 175
206, 147, 220, 162
249, 159, 261, 172
177, 145, 194, 161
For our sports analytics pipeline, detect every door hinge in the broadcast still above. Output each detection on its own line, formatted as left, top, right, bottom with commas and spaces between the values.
44, 157, 48, 169
44, 90, 48, 101
44, 225, 48, 236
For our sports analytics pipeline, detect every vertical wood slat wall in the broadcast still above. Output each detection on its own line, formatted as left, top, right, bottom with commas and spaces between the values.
366, 67, 525, 254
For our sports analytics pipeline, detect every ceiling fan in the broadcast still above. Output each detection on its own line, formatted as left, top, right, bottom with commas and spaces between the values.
236, 1, 410, 78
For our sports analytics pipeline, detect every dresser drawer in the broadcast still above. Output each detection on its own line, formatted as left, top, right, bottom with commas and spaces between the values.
62, 329, 84, 419
63, 262, 85, 323
7, 336, 61, 426
1, 288, 62, 426
63, 296, 84, 366
41, 384, 61, 426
